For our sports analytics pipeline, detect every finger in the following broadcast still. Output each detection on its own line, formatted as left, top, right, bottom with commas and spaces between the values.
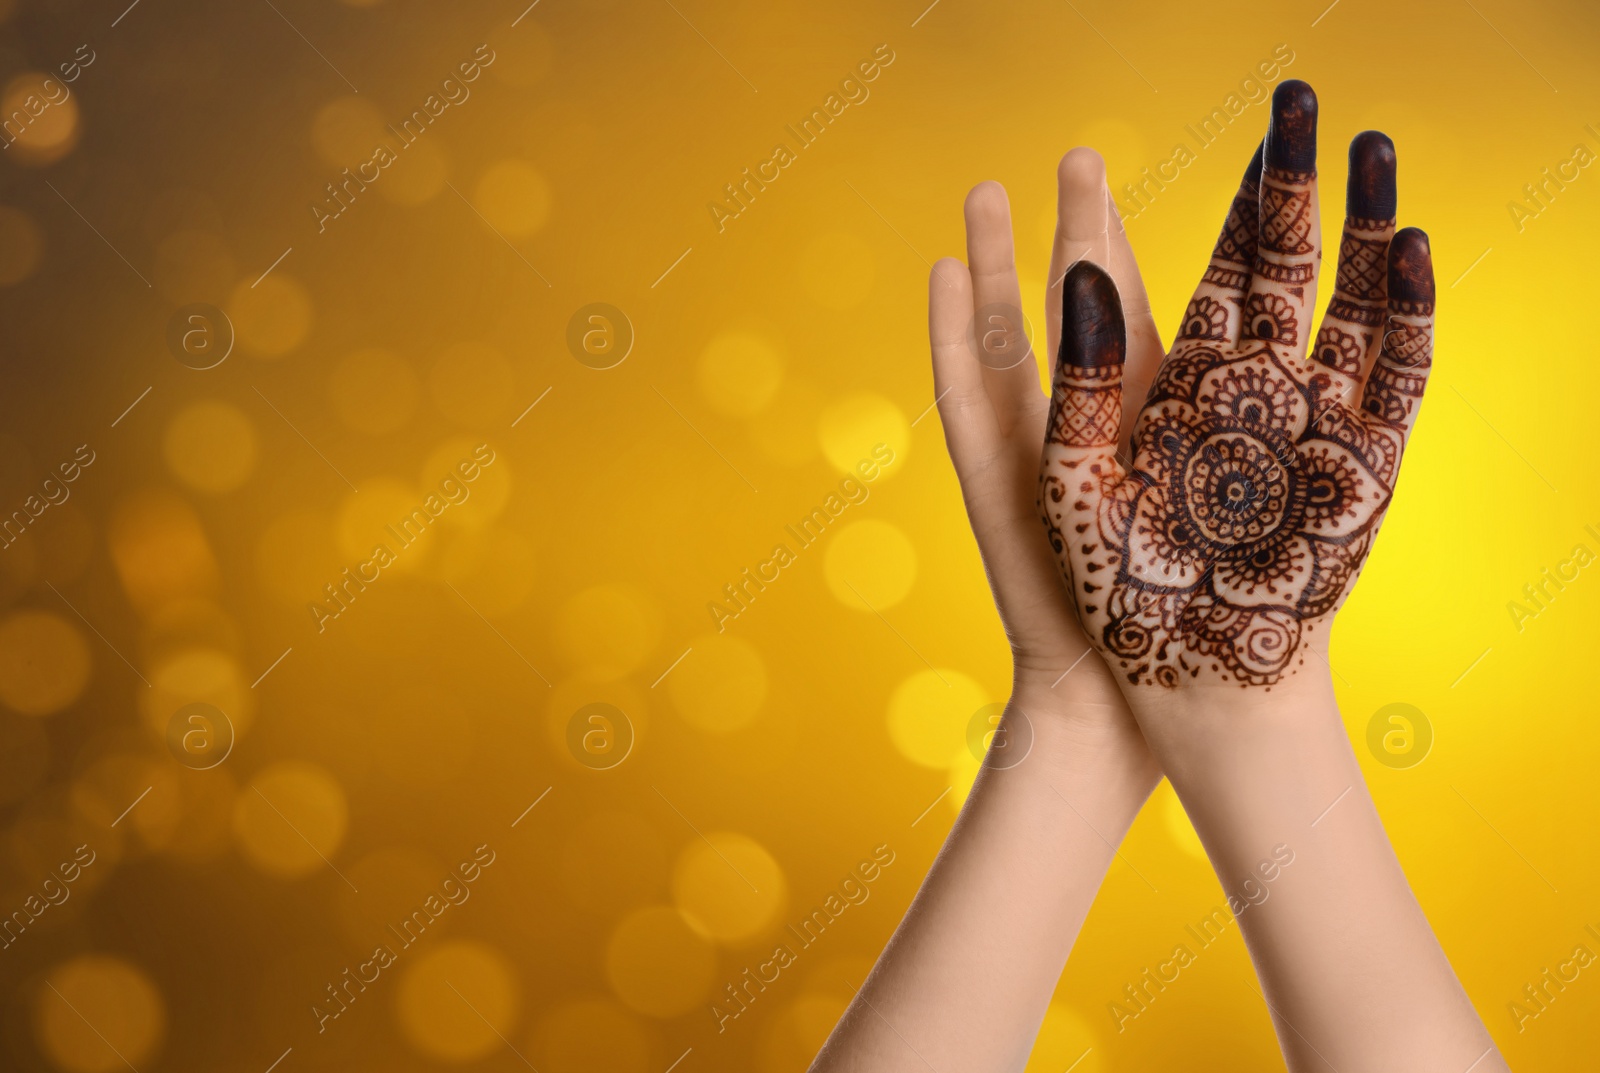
1360, 228, 1435, 462
929, 257, 1002, 474
1241, 80, 1321, 361
1040, 261, 1126, 595
1176, 140, 1264, 346
1045, 148, 1161, 447
1310, 131, 1397, 403
964, 181, 1039, 429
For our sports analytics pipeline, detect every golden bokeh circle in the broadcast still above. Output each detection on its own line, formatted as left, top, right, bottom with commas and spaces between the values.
395, 941, 520, 1062
605, 906, 716, 1018
141, 647, 253, 740
337, 479, 429, 573
0, 205, 44, 286
377, 137, 449, 206
329, 348, 419, 435
0, 610, 90, 716
475, 160, 551, 238
163, 400, 257, 493
333, 845, 444, 947
36, 956, 166, 1073
108, 489, 220, 615
696, 333, 784, 418
311, 97, 386, 168
555, 584, 660, 680
228, 275, 312, 358
232, 761, 348, 878
71, 753, 179, 851
817, 393, 907, 478
797, 231, 875, 310
823, 519, 916, 611
887, 669, 989, 769
665, 633, 766, 734
0, 72, 80, 164
420, 438, 511, 530
671, 831, 786, 942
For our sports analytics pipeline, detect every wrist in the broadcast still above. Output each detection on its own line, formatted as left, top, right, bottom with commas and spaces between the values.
1138, 686, 1361, 830
1000, 685, 1161, 815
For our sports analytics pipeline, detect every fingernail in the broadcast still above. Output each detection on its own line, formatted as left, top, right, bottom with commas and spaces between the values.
1267, 80, 1317, 172
1059, 261, 1126, 369
1388, 227, 1434, 304
1348, 131, 1396, 219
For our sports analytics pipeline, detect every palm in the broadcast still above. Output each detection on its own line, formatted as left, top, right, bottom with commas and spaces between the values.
1040, 82, 1436, 691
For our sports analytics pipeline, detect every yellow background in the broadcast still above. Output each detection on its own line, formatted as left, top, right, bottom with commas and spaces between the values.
0, 0, 1595, 1069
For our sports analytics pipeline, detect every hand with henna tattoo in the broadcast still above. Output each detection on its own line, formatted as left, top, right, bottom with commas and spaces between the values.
1040, 81, 1435, 692
1034, 81, 1505, 1073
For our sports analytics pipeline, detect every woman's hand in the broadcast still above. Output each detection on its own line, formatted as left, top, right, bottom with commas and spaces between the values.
1038, 80, 1435, 697
1030, 82, 1502, 1073
930, 149, 1165, 724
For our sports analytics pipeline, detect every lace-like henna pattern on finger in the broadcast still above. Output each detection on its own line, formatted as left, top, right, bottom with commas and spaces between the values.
1363, 312, 1433, 425
1336, 227, 1389, 300
1048, 364, 1124, 447
1250, 167, 1318, 292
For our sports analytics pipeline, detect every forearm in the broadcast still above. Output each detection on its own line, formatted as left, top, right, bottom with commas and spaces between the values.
1141, 680, 1505, 1073
810, 687, 1160, 1073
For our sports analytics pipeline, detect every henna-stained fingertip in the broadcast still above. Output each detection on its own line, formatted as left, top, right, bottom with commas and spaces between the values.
1388, 228, 1434, 305
1059, 262, 1126, 370
1347, 131, 1396, 220
1267, 80, 1318, 172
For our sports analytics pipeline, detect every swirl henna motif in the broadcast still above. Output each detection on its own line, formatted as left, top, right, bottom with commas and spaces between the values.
1039, 83, 1437, 690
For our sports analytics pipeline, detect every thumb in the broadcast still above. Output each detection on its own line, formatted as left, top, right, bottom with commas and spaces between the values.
1039, 260, 1128, 582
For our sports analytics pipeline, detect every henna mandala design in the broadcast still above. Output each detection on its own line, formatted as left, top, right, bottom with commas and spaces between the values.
1244, 293, 1299, 346
1179, 296, 1230, 340
1313, 324, 1365, 375
1042, 313, 1400, 687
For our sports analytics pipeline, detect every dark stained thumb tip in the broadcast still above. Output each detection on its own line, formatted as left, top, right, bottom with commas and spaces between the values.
1059, 261, 1126, 370
1388, 227, 1435, 304
1347, 130, 1396, 220
1267, 79, 1317, 172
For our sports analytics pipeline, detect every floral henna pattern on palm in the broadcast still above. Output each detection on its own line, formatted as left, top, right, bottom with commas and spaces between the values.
1040, 83, 1437, 690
